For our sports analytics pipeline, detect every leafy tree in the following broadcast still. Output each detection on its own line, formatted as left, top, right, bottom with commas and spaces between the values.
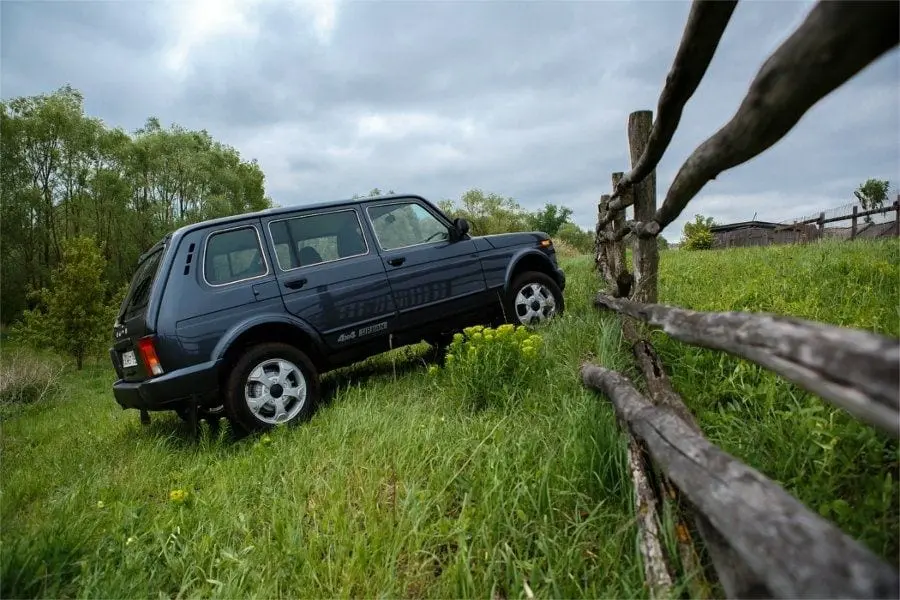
682, 214, 716, 251
1, 85, 273, 325
854, 179, 891, 224
555, 222, 594, 254
439, 188, 529, 235
526, 203, 573, 236
15, 236, 112, 369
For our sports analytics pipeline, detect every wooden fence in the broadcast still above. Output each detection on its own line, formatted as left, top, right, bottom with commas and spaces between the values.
587, 1, 900, 598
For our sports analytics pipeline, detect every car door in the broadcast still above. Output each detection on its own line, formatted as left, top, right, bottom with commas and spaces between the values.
363, 198, 488, 333
262, 206, 398, 351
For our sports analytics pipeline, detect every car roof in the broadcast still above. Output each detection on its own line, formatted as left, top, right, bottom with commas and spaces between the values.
170, 193, 433, 239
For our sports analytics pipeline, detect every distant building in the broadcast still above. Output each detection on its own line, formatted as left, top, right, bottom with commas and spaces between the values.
709, 221, 781, 248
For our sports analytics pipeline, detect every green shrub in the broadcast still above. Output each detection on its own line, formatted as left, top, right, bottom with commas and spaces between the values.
429, 324, 544, 411
13, 236, 112, 369
682, 214, 716, 250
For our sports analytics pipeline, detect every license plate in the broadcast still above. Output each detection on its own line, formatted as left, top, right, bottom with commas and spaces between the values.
121, 350, 137, 368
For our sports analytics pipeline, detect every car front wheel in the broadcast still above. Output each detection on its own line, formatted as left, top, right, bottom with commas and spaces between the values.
505, 271, 564, 327
224, 342, 320, 433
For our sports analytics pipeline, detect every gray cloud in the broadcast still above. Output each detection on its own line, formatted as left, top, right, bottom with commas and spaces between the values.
2, 0, 898, 242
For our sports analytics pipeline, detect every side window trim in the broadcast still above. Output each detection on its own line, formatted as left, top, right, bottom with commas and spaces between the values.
265, 207, 371, 273
201, 223, 270, 288
364, 200, 452, 252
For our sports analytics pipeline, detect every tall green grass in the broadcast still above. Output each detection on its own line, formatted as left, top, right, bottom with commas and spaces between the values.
655, 239, 899, 563
0, 257, 654, 599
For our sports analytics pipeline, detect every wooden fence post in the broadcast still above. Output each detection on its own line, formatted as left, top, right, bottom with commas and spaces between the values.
817, 212, 825, 238
628, 111, 659, 304
851, 205, 858, 240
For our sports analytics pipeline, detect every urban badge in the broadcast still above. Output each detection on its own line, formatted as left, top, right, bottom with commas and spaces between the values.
337, 321, 388, 344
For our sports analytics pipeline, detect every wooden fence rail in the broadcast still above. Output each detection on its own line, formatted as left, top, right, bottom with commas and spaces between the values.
588, 0, 900, 597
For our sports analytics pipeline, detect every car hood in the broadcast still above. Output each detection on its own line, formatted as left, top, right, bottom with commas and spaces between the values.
478, 231, 549, 249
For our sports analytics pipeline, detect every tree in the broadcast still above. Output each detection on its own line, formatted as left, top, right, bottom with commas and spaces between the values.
1, 85, 273, 325
682, 214, 716, 251
526, 203, 573, 236
439, 188, 528, 235
854, 179, 890, 224
555, 222, 594, 254
16, 236, 112, 369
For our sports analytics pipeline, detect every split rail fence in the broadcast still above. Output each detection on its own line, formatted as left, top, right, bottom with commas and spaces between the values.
585, 1, 900, 598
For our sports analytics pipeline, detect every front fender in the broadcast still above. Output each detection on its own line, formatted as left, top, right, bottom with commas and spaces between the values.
503, 249, 558, 293
211, 312, 326, 362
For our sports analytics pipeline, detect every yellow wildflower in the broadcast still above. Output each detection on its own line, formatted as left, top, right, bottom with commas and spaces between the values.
169, 489, 188, 504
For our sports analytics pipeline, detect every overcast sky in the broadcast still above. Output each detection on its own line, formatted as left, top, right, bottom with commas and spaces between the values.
2, 0, 898, 241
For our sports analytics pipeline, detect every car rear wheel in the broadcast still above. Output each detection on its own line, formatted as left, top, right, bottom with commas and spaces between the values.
224, 342, 320, 433
505, 271, 564, 327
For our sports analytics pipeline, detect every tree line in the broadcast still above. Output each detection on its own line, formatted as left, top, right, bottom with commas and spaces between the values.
1, 85, 273, 324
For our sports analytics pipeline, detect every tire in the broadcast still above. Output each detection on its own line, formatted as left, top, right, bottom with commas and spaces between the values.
223, 342, 320, 434
504, 271, 565, 327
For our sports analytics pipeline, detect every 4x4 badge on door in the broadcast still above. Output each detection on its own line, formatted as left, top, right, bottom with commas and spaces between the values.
337, 321, 388, 343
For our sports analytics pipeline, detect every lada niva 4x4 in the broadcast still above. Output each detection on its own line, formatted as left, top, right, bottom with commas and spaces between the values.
110, 194, 566, 433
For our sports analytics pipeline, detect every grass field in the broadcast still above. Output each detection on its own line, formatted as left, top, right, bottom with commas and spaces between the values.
1, 239, 898, 598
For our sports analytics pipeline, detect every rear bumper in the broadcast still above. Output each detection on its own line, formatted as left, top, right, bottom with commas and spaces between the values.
112, 359, 221, 411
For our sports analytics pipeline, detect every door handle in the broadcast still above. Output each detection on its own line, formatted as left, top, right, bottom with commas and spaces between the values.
284, 277, 307, 289
388, 257, 406, 267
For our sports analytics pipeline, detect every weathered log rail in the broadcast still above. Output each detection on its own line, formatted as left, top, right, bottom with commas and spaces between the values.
587, 0, 900, 597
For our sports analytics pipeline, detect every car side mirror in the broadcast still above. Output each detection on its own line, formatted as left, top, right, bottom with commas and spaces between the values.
453, 218, 470, 239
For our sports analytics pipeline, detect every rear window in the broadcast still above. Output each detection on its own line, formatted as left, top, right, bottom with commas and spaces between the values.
121, 247, 164, 320
204, 226, 268, 285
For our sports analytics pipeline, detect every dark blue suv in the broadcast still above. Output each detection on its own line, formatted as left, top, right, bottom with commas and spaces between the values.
110, 194, 566, 433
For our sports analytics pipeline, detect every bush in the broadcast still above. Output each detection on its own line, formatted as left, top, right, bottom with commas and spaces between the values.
14, 236, 112, 369
682, 214, 716, 251
429, 324, 543, 411
0, 350, 64, 417
555, 223, 594, 254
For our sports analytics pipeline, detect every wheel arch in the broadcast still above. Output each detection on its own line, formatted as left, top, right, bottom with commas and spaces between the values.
213, 316, 328, 391
504, 250, 559, 294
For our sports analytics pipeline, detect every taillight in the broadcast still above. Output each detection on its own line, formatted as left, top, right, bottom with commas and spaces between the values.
136, 336, 164, 376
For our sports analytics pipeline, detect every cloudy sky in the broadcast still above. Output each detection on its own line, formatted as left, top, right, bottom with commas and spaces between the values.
2, 0, 898, 240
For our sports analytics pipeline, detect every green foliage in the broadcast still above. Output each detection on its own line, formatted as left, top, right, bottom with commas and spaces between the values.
854, 178, 891, 223
430, 324, 544, 411
854, 178, 890, 211
1, 85, 273, 324
657, 235, 669, 251
439, 188, 529, 235
14, 236, 113, 369
656, 239, 899, 561
682, 214, 716, 250
555, 222, 594, 254
525, 203, 573, 236
438, 189, 580, 239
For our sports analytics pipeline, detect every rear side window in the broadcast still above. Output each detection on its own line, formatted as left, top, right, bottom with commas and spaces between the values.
268, 209, 368, 271
121, 247, 164, 319
204, 226, 267, 285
